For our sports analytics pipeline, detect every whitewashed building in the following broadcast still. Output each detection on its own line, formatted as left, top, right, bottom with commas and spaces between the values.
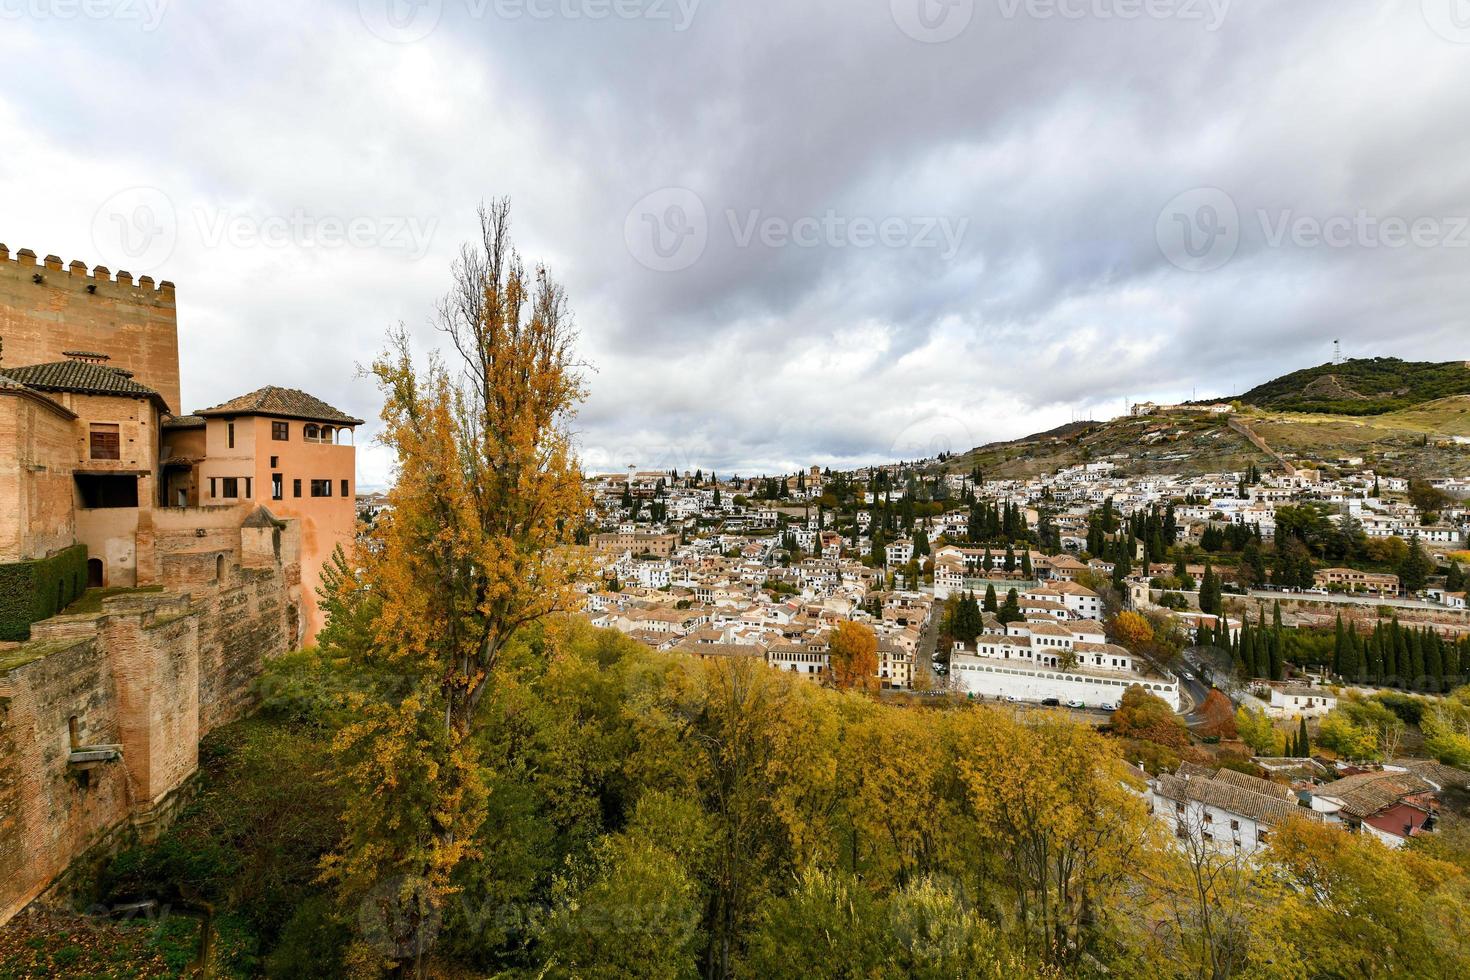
949, 619, 1180, 709
1152, 764, 1317, 857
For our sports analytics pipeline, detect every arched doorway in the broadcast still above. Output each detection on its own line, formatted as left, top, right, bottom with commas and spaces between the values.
86, 558, 104, 589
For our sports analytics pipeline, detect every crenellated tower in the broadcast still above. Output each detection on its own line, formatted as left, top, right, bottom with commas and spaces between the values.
0, 244, 180, 414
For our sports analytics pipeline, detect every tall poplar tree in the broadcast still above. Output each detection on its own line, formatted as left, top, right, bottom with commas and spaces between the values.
322, 202, 590, 975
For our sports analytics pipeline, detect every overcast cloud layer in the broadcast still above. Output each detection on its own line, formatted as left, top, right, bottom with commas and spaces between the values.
2, 0, 1469, 486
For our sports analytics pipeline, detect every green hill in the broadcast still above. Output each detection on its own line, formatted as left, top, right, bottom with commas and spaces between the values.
941, 395, 1470, 481
936, 356, 1470, 480
1237, 357, 1470, 416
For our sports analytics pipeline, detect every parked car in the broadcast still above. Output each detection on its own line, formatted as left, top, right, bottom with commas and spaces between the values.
1004, 695, 1019, 703
1041, 697, 1061, 707
1066, 699, 1085, 709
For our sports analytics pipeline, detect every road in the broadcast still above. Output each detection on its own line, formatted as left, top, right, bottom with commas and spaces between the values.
912, 601, 940, 690
1173, 664, 1213, 725
1244, 589, 1451, 613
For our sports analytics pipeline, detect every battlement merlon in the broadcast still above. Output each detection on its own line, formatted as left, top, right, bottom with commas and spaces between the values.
0, 239, 181, 411
0, 243, 176, 303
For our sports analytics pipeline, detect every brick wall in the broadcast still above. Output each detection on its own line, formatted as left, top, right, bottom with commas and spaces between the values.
0, 392, 78, 563
0, 524, 301, 925
0, 636, 131, 923
0, 247, 180, 414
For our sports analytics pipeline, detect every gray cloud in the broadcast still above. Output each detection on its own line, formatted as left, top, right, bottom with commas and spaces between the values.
2, 0, 1468, 486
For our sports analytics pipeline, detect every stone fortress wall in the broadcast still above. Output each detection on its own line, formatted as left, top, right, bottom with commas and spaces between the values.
0, 245, 181, 413
0, 510, 302, 925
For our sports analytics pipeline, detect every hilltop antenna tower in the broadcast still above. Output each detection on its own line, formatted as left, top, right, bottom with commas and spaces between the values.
1334, 339, 1342, 365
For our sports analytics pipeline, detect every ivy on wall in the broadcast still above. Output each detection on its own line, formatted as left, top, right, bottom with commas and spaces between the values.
0, 545, 87, 642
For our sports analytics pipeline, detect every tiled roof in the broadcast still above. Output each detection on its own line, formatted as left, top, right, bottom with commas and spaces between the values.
674, 641, 766, 659
1321, 771, 1435, 819
0, 359, 167, 406
242, 505, 285, 529
1157, 769, 1318, 827
1212, 767, 1294, 801
1389, 758, 1470, 789
162, 414, 206, 429
196, 386, 364, 425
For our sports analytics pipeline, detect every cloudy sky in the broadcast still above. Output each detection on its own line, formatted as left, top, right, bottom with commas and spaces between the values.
3, 1, 1469, 485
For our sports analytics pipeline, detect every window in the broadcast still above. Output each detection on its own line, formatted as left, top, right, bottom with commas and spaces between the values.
270, 456, 279, 468
272, 421, 289, 441
340, 479, 349, 498
293, 479, 302, 498
1230, 819, 1240, 831
76, 474, 137, 508
304, 423, 320, 442
1203, 812, 1213, 824
227, 422, 235, 449
221, 477, 239, 498
272, 474, 283, 500
89, 423, 121, 460
311, 479, 332, 497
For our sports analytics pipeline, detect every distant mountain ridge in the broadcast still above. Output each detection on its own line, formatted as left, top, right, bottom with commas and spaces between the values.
1236, 357, 1470, 416
937, 356, 1470, 480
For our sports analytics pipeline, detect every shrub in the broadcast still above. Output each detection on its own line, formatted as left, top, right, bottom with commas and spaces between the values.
1111, 685, 1188, 749
0, 545, 87, 641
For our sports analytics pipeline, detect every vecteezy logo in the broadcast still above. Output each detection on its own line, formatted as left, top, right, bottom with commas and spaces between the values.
891, 0, 974, 43
359, 0, 443, 43
91, 187, 178, 274
1423, 0, 1470, 43
624, 187, 708, 272
889, 414, 976, 463
1156, 187, 1239, 273
358, 875, 443, 961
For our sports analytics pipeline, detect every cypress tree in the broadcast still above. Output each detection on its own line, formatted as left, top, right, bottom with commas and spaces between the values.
1333, 614, 1346, 675
1395, 624, 1411, 689
1425, 630, 1444, 694
1409, 628, 1426, 691
983, 583, 998, 613
1298, 717, 1310, 758
1344, 628, 1364, 684
1367, 628, 1384, 685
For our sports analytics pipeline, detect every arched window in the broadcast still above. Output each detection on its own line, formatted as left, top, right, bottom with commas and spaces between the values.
216, 555, 225, 582
304, 423, 320, 442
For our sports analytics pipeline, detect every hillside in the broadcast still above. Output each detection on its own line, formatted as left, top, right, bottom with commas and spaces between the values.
943, 396, 1470, 480
944, 412, 1270, 479
1237, 357, 1470, 416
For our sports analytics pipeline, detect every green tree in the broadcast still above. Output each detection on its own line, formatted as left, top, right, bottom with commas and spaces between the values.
1399, 533, 1432, 593
324, 202, 590, 975
997, 589, 1023, 625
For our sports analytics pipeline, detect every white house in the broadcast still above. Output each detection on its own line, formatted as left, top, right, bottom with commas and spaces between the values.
949, 619, 1179, 709
1262, 685, 1337, 720
1152, 764, 1317, 857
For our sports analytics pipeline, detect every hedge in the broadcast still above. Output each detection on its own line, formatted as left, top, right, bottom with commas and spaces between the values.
0, 544, 88, 642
